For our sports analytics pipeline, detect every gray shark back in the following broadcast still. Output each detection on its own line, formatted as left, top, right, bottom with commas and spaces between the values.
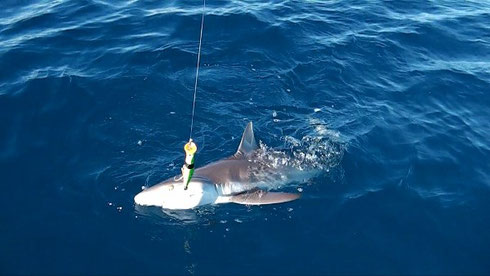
193, 122, 309, 195
194, 159, 253, 195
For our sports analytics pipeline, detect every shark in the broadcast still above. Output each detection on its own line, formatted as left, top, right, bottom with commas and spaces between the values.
134, 122, 318, 210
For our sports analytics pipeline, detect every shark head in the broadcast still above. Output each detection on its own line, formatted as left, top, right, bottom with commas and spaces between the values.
134, 177, 218, 209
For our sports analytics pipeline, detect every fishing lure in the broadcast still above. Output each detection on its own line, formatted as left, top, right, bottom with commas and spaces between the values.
182, 139, 197, 190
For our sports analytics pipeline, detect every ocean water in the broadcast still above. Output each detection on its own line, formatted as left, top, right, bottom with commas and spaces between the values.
1, 0, 490, 274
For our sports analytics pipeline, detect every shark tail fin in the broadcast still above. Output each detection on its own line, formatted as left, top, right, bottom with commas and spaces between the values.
229, 190, 300, 205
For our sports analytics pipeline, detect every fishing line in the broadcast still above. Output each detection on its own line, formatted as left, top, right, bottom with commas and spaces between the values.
189, 0, 205, 140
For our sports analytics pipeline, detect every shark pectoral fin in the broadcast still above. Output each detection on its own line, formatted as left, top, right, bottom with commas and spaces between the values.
230, 190, 300, 205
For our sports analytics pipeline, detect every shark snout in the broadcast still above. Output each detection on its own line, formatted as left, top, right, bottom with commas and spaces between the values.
134, 191, 147, 205
134, 190, 163, 206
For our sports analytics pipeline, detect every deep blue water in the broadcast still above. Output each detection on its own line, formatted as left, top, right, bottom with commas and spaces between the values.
1, 0, 490, 274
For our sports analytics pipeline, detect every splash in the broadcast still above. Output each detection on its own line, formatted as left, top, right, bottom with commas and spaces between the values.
251, 135, 345, 173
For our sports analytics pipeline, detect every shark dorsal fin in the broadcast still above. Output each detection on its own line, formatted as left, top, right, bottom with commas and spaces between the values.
235, 122, 258, 158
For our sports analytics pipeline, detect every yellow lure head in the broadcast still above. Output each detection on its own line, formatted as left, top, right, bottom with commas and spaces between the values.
184, 139, 197, 156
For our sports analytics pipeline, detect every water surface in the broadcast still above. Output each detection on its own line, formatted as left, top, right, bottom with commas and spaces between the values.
1, 0, 490, 274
